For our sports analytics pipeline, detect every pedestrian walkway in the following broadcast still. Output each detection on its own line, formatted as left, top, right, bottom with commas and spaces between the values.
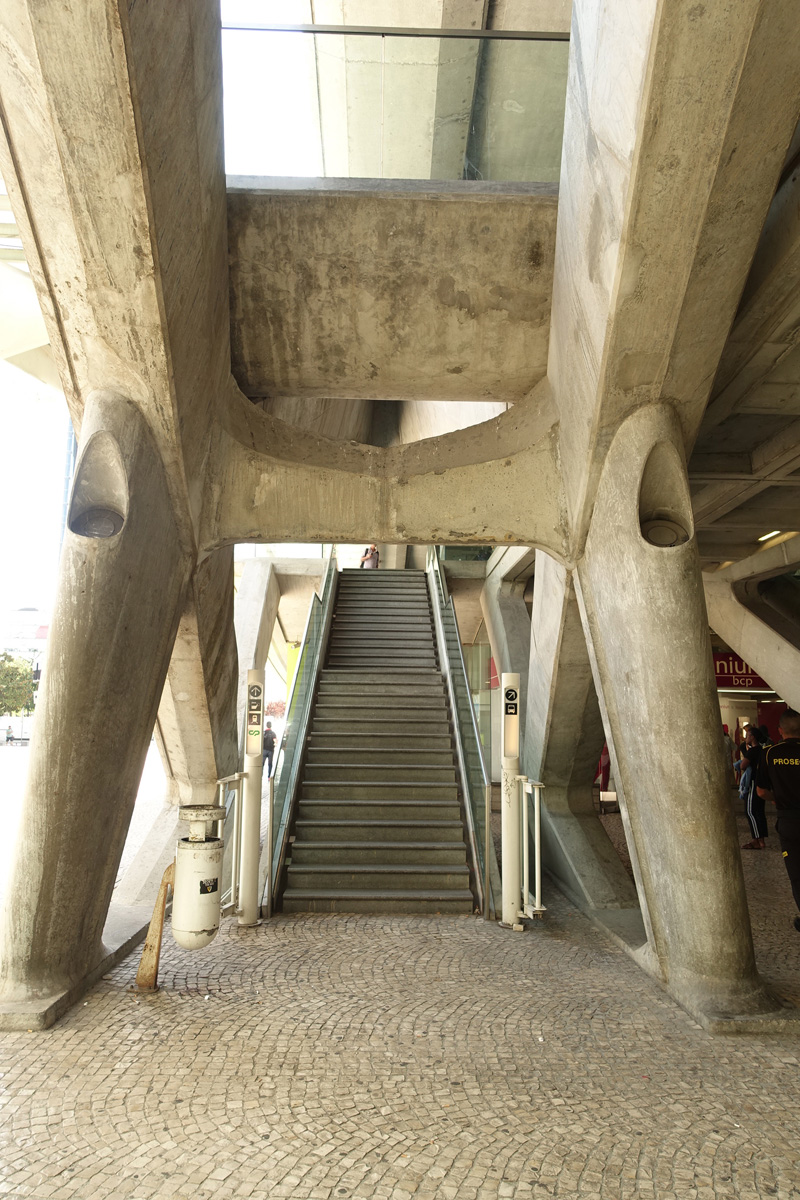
2, 837, 800, 1200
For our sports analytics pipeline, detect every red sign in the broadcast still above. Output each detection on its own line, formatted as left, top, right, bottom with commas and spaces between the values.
714, 653, 768, 690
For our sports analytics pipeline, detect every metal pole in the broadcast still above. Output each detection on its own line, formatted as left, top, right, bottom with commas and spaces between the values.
500, 672, 521, 928
239, 669, 265, 926
521, 778, 530, 914
534, 784, 542, 913
265, 775, 275, 919
484, 781, 492, 921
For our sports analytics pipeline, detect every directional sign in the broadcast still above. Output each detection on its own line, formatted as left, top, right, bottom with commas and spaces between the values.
246, 670, 264, 756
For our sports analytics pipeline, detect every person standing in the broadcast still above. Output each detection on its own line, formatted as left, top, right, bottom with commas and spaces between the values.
757, 708, 800, 932
360, 544, 379, 569
262, 720, 276, 777
741, 726, 768, 849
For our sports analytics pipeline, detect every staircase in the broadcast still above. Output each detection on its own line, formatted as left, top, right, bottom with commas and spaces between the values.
281, 568, 475, 914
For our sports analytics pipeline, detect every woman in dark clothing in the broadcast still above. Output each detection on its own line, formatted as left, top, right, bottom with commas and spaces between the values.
742, 727, 769, 849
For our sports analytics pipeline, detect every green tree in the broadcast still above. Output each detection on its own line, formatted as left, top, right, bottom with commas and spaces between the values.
0, 654, 35, 717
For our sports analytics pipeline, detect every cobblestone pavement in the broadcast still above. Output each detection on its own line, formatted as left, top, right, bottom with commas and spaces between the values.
2, 827, 800, 1199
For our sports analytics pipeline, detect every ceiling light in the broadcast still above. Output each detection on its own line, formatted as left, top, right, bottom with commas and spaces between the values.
758, 530, 781, 541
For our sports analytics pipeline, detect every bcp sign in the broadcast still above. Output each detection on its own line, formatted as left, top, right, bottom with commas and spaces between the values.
713, 654, 768, 690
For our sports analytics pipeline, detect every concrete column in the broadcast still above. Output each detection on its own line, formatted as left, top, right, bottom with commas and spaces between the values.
233, 558, 281, 759
575, 402, 774, 1021
480, 548, 532, 724
155, 547, 239, 806
524, 550, 641, 922
0, 392, 192, 1008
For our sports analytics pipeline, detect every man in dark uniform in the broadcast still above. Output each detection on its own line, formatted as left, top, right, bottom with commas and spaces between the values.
262, 720, 277, 777
757, 708, 800, 932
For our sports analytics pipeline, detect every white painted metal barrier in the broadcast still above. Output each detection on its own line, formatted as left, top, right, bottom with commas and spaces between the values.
518, 777, 546, 919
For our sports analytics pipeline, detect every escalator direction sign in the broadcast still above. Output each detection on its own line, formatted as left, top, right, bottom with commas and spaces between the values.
247, 678, 264, 753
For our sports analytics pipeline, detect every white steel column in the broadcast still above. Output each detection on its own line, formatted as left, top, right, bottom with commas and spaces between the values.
239, 668, 264, 926
500, 672, 521, 928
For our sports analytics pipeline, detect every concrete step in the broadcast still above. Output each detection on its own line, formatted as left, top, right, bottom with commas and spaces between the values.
315, 695, 447, 711
304, 763, 457, 783
300, 780, 458, 800
305, 747, 454, 765
312, 719, 451, 736
314, 707, 446, 725
332, 614, 433, 625
286, 863, 471, 890
297, 798, 462, 821
295, 818, 465, 842
281, 890, 474, 914
307, 734, 453, 751
290, 841, 467, 865
317, 682, 444, 697
320, 669, 441, 684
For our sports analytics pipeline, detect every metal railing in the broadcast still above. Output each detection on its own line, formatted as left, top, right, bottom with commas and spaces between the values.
426, 546, 501, 919
260, 547, 338, 911
218, 772, 246, 915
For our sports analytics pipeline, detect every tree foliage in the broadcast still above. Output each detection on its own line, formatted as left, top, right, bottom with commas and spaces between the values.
0, 654, 35, 716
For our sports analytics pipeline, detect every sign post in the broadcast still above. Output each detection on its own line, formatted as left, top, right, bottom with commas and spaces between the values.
239, 669, 264, 926
500, 672, 522, 929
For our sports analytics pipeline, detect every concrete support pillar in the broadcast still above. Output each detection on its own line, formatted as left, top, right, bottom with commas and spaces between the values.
524, 550, 641, 920
0, 392, 192, 1007
575, 402, 774, 1020
480, 549, 532, 756
233, 558, 281, 759
156, 547, 239, 807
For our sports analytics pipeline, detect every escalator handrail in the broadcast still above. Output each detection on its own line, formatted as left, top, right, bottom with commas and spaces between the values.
427, 548, 491, 790
267, 549, 338, 907
426, 546, 500, 916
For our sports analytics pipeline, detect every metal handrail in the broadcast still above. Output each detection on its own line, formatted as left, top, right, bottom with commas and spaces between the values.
265, 548, 338, 909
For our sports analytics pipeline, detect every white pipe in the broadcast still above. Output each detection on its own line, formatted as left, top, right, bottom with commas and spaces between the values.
265, 775, 275, 919
239, 668, 265, 926
521, 777, 529, 913
500, 672, 521, 928
501, 757, 521, 925
534, 784, 542, 912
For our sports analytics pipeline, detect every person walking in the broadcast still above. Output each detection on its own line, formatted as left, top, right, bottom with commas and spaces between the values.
359, 544, 379, 569
262, 721, 276, 777
757, 708, 800, 931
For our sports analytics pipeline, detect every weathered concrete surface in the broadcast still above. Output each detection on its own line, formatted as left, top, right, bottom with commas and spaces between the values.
227, 180, 557, 405
0, 0, 229, 1017
550, 0, 800, 552
479, 547, 533, 747
524, 551, 641, 919
154, 548, 239, 807
576, 403, 775, 1021
205, 378, 567, 554
0, 392, 192, 1014
233, 559, 281, 757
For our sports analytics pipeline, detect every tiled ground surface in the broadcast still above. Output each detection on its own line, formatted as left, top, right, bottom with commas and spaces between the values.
2, 812, 800, 1199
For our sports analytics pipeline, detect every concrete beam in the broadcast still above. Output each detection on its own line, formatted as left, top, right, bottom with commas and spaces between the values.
204, 379, 568, 556
227, 179, 557, 405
